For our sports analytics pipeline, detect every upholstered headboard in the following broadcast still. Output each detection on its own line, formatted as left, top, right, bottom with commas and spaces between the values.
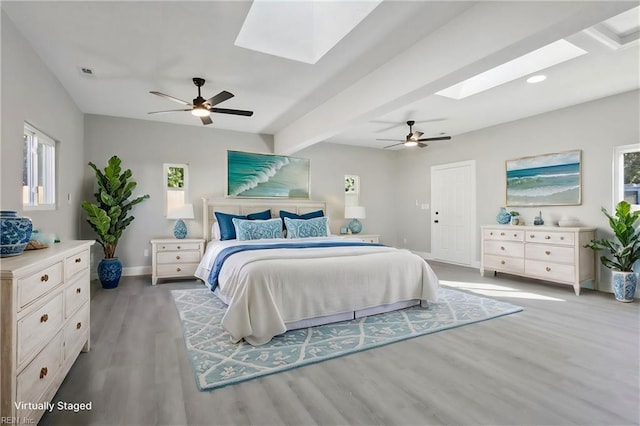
201, 197, 327, 241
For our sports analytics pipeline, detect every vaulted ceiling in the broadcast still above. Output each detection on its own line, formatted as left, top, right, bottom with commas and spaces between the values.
2, 1, 638, 154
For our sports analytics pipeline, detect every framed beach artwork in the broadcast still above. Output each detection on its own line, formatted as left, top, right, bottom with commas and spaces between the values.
506, 150, 582, 206
226, 150, 310, 198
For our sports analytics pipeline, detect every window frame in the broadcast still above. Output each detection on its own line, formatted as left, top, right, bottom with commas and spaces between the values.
163, 163, 189, 216
23, 123, 57, 211
613, 143, 640, 211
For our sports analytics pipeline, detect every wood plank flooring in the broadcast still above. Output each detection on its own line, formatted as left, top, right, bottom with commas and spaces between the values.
40, 262, 639, 426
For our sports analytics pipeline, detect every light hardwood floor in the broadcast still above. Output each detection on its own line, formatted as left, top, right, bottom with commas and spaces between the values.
40, 262, 639, 426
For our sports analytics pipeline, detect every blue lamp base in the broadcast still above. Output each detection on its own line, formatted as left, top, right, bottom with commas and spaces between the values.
348, 218, 362, 234
173, 219, 187, 239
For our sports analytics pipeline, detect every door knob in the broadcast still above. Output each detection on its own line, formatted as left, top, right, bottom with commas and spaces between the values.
434, 220, 439, 223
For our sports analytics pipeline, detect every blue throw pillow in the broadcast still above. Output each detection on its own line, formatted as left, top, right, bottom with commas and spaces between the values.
284, 216, 328, 239
232, 218, 283, 241
214, 209, 271, 240
279, 209, 324, 230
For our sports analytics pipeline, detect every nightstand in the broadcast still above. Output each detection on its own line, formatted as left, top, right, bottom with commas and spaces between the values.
340, 234, 380, 243
150, 238, 205, 285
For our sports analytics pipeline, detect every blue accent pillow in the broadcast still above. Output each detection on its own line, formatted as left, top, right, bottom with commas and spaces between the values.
232, 217, 284, 241
214, 209, 271, 240
279, 209, 324, 231
284, 216, 329, 239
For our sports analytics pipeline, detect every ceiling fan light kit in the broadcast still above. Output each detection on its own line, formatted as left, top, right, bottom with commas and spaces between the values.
378, 120, 452, 149
149, 77, 254, 125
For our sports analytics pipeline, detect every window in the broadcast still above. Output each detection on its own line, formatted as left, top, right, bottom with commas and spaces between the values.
163, 163, 189, 216
23, 123, 56, 210
614, 144, 640, 209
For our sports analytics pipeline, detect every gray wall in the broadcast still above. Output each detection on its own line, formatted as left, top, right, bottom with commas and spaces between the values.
0, 11, 85, 241
393, 89, 640, 291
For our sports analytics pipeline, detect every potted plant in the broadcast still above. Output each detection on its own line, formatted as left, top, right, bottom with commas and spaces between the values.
82, 156, 149, 289
509, 211, 520, 225
585, 201, 639, 302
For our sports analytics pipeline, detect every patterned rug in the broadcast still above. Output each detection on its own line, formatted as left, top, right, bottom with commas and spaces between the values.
171, 287, 522, 391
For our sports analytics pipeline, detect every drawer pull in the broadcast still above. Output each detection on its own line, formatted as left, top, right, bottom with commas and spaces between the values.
500, 260, 506, 265
76, 287, 82, 294
560, 236, 564, 240
39, 367, 48, 379
545, 235, 551, 240
76, 322, 82, 329
176, 255, 181, 260
162, 246, 166, 249
490, 232, 493, 236
40, 274, 49, 282
40, 313, 49, 323
176, 267, 182, 272
500, 232, 505, 236
75, 257, 82, 263
545, 267, 551, 272
500, 246, 505, 251
545, 250, 551, 255
177, 246, 181, 249
529, 235, 535, 238
513, 234, 518, 237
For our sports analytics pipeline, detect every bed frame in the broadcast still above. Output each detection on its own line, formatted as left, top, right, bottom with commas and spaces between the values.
201, 197, 327, 241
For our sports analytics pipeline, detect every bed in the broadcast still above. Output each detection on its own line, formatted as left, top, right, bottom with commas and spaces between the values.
195, 198, 440, 346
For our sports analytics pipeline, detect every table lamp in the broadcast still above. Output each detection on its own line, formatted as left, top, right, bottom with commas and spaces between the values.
167, 203, 195, 239
345, 206, 366, 234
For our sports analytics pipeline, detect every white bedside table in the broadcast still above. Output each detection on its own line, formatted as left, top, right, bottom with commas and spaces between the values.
339, 234, 380, 243
150, 238, 205, 285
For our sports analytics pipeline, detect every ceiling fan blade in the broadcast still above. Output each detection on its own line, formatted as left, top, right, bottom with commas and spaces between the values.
200, 115, 213, 125
209, 107, 254, 117
383, 142, 405, 149
149, 91, 192, 106
416, 136, 452, 142
417, 142, 428, 148
376, 138, 403, 142
411, 131, 424, 140
206, 90, 234, 107
148, 109, 192, 115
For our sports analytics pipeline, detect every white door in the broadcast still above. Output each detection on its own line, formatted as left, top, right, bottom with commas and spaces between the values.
431, 160, 476, 265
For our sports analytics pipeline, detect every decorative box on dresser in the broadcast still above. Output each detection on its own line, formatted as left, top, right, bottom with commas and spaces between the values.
481, 225, 596, 295
150, 238, 205, 285
340, 234, 380, 243
1, 240, 93, 423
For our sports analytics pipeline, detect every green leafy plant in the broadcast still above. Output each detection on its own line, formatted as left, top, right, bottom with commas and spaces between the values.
81, 156, 149, 258
585, 201, 640, 272
509, 211, 519, 216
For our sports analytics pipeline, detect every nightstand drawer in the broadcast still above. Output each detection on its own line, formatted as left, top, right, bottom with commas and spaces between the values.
64, 249, 90, 280
157, 263, 198, 277
157, 250, 201, 264
156, 242, 201, 252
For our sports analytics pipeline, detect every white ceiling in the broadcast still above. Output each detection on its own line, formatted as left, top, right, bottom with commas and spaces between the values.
2, 1, 639, 153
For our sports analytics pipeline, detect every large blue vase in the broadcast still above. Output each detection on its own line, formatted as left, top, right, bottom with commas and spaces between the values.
98, 258, 122, 289
612, 271, 637, 303
0, 210, 33, 257
496, 207, 511, 225
173, 219, 187, 239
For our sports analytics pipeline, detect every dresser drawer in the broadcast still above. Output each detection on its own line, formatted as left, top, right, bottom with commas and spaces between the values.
156, 242, 201, 252
65, 249, 90, 280
18, 261, 64, 310
483, 229, 524, 242
65, 270, 90, 318
526, 244, 574, 264
483, 254, 524, 274
525, 259, 575, 284
484, 240, 524, 257
157, 263, 198, 277
157, 250, 201, 264
64, 304, 89, 360
526, 231, 574, 245
16, 331, 63, 411
17, 293, 64, 366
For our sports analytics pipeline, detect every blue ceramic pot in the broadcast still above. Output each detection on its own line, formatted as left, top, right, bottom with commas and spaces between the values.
612, 271, 637, 303
0, 211, 33, 257
496, 207, 511, 225
98, 258, 122, 289
173, 219, 187, 239
348, 218, 363, 234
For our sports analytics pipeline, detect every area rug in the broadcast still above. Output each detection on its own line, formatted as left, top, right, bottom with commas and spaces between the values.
171, 287, 522, 391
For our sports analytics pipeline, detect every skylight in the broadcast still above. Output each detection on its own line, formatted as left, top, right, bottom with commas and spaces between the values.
235, 0, 382, 64
436, 39, 587, 100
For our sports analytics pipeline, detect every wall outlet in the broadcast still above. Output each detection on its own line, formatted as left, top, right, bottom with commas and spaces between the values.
144, 249, 149, 257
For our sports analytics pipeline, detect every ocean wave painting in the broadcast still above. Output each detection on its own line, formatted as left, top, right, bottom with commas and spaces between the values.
506, 150, 581, 206
227, 150, 310, 198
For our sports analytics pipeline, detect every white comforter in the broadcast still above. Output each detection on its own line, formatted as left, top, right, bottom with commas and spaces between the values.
194, 237, 439, 345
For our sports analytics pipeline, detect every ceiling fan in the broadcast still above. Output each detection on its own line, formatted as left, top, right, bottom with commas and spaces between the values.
378, 120, 451, 149
148, 77, 254, 125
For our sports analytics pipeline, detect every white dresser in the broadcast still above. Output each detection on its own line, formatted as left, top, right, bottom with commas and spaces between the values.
150, 238, 205, 285
1, 240, 93, 423
480, 225, 596, 295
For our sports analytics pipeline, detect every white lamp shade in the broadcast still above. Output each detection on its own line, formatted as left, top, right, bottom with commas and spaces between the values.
167, 203, 195, 220
345, 205, 366, 219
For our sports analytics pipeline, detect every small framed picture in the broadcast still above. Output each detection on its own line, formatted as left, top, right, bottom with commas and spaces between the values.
340, 226, 348, 234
